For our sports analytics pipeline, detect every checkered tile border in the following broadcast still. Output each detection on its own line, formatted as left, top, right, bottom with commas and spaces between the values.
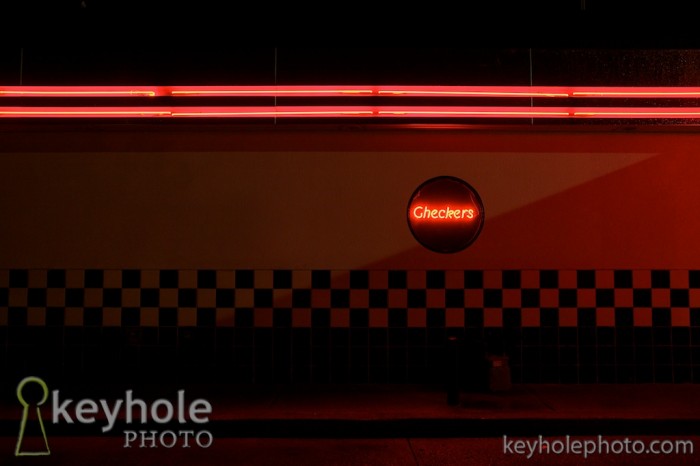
1, 269, 699, 328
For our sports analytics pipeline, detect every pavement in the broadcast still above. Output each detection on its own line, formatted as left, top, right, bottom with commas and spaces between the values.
0, 383, 699, 465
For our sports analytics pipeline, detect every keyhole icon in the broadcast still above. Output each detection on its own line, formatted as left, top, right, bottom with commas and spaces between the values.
15, 376, 51, 456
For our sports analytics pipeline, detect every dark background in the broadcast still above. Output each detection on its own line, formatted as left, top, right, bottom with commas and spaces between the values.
2, 47, 700, 88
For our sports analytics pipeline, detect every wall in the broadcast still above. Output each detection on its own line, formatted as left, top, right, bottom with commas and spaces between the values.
1, 125, 700, 388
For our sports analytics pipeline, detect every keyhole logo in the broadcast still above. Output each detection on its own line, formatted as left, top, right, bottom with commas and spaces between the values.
15, 376, 51, 456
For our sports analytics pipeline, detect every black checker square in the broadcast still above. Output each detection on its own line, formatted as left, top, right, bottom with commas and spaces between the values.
9, 270, 28, 288
140, 289, 160, 307
103, 289, 122, 307
235, 270, 255, 289
596, 289, 615, 307
464, 270, 483, 289
651, 270, 671, 288
407, 289, 426, 308
273, 270, 293, 289
369, 289, 388, 308
121, 270, 141, 288
331, 289, 350, 308
47, 269, 66, 288
483, 289, 502, 308
614, 270, 633, 288
311, 270, 331, 289
502, 270, 521, 289
0, 287, 9, 306
689, 270, 700, 288
27, 288, 46, 307
577, 270, 596, 288
84, 269, 104, 288
65, 288, 84, 307
539, 270, 558, 289
349, 270, 369, 289
198, 270, 217, 289
671, 289, 690, 308
292, 289, 312, 308
254, 289, 273, 308
521, 289, 540, 308
216, 289, 235, 308
178, 289, 198, 308
425, 270, 445, 289
444, 289, 464, 308
633, 289, 652, 307
388, 270, 407, 289
159, 270, 179, 288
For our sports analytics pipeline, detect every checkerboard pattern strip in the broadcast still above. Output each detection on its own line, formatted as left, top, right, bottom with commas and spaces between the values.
2, 269, 699, 328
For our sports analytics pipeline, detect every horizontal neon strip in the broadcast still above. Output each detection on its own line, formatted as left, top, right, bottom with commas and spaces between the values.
378, 107, 700, 118
377, 107, 571, 117
4, 106, 700, 119
0, 86, 161, 97
0, 107, 172, 117
374, 86, 570, 98
170, 86, 375, 97
172, 109, 375, 117
573, 109, 700, 117
5, 85, 700, 99
571, 87, 700, 98
169, 85, 572, 98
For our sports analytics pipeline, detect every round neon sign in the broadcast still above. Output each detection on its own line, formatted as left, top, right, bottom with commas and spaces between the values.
407, 176, 485, 253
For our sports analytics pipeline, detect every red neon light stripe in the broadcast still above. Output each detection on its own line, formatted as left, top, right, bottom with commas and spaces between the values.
0, 107, 172, 117
170, 85, 571, 98
5, 85, 700, 99
3, 106, 700, 119
377, 107, 571, 117
0, 107, 375, 118
0, 86, 161, 97
571, 87, 700, 98
171, 107, 375, 117
169, 86, 376, 97
374, 86, 570, 98
0, 86, 377, 98
573, 107, 700, 117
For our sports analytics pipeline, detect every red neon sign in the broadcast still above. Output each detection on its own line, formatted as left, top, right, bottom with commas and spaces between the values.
407, 176, 485, 254
411, 205, 476, 221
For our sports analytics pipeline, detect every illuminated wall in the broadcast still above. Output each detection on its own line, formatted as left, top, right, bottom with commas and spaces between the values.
1, 126, 699, 386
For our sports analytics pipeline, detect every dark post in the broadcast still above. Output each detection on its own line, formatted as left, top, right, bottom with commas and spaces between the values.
446, 335, 460, 406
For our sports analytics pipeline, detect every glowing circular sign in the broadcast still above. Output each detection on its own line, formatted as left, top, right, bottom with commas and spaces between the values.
407, 176, 485, 253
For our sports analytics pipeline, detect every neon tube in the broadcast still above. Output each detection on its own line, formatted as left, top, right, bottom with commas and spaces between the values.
169, 85, 571, 98
169, 86, 376, 97
2, 106, 700, 119
0, 107, 172, 117
5, 85, 700, 99
411, 205, 477, 221
171, 106, 376, 117
0, 86, 161, 97
571, 87, 700, 98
